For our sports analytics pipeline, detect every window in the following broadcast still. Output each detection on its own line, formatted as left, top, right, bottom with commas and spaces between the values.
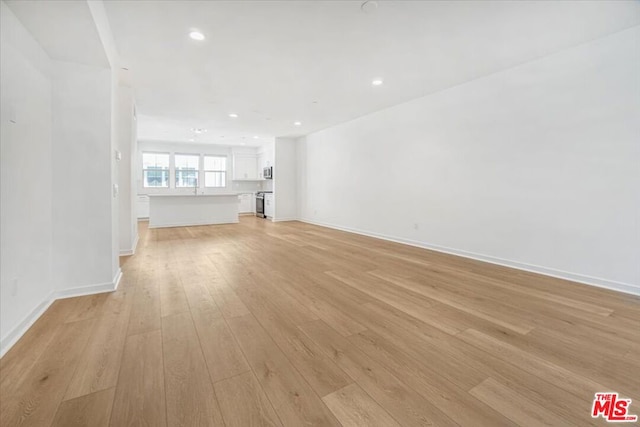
142, 152, 169, 188
204, 156, 227, 188
175, 154, 200, 188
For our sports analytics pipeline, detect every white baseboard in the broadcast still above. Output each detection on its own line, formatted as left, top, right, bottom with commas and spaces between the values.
273, 216, 299, 222
0, 293, 55, 359
0, 268, 123, 358
299, 218, 640, 297
54, 268, 122, 299
149, 219, 239, 229
119, 234, 139, 256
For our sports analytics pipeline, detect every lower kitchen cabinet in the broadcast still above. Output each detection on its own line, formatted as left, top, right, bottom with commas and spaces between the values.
238, 193, 254, 213
137, 195, 149, 218
264, 193, 274, 218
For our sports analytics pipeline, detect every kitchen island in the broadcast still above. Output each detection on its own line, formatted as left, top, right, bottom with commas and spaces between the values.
148, 194, 239, 228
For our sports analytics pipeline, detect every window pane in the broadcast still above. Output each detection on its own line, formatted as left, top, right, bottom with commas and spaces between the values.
142, 152, 169, 169
204, 156, 227, 171
176, 170, 199, 188
143, 170, 169, 188
175, 154, 199, 170
205, 171, 226, 188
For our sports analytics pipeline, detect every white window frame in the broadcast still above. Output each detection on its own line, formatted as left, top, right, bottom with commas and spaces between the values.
203, 155, 228, 188
142, 151, 170, 188
174, 153, 201, 188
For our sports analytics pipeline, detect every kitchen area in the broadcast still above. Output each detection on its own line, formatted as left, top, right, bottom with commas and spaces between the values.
135, 140, 277, 228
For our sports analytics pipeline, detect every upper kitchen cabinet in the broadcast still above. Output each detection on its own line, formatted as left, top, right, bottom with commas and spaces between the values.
257, 147, 274, 178
257, 152, 265, 178
232, 153, 258, 180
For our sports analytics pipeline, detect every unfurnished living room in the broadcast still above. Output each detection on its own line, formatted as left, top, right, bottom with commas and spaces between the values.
1, 0, 639, 426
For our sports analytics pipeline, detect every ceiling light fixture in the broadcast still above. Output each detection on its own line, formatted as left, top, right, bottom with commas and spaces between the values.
228, 113, 238, 118
372, 78, 383, 86
294, 121, 302, 126
191, 128, 206, 134
189, 31, 205, 41
253, 135, 259, 139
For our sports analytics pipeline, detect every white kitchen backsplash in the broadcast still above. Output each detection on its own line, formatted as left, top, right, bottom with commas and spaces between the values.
233, 180, 263, 192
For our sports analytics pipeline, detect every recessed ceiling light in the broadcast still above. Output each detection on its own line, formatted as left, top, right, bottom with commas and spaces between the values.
189, 31, 205, 41
372, 78, 383, 86
253, 135, 259, 139
228, 113, 238, 118
241, 142, 246, 146
191, 128, 206, 134
189, 138, 194, 142
294, 121, 302, 126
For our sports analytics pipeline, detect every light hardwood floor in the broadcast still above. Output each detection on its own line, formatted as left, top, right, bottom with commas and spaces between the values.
1, 217, 639, 426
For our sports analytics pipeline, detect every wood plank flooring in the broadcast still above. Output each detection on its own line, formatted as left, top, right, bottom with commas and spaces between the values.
1, 216, 639, 426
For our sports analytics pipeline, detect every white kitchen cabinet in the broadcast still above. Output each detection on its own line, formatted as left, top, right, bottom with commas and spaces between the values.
256, 148, 274, 177
257, 153, 265, 178
233, 154, 258, 180
264, 193, 274, 218
137, 195, 149, 218
264, 148, 274, 168
238, 193, 254, 213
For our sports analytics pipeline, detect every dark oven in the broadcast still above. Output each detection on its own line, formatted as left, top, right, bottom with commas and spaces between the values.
255, 193, 266, 218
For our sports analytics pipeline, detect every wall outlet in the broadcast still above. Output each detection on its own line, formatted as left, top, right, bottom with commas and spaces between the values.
11, 278, 18, 296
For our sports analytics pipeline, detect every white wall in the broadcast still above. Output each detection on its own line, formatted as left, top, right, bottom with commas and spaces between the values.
298, 26, 640, 295
0, 0, 121, 357
0, 1, 54, 348
118, 85, 138, 255
274, 137, 297, 221
51, 60, 117, 292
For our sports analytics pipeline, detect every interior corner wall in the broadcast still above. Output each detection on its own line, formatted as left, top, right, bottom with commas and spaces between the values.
51, 60, 116, 293
273, 137, 298, 221
297, 26, 640, 295
0, 0, 54, 350
110, 71, 119, 281
118, 85, 137, 255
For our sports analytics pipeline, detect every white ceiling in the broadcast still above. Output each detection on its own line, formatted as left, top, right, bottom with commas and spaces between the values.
103, 1, 640, 144
5, 0, 109, 68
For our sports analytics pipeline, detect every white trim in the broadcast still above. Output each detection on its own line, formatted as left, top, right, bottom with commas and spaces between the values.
273, 216, 299, 222
299, 218, 640, 297
149, 219, 239, 229
119, 233, 139, 256
0, 293, 55, 358
54, 268, 122, 299
0, 268, 122, 358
